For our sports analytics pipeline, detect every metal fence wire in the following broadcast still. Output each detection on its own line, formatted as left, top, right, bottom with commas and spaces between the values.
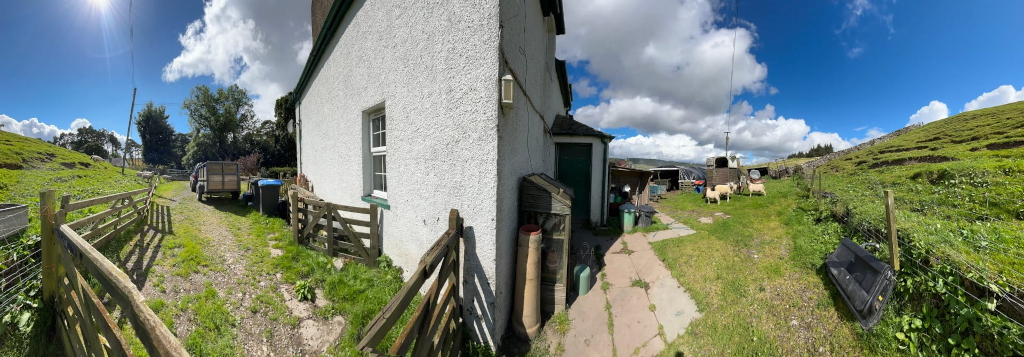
803, 170, 1024, 353
0, 209, 39, 318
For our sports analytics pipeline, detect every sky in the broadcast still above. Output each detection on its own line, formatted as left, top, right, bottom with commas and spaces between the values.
1, 0, 1023, 164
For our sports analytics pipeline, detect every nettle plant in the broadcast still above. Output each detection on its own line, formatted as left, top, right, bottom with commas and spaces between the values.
893, 244, 1024, 356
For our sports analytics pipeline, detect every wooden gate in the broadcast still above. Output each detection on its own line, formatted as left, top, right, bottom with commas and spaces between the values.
288, 186, 379, 266
41, 186, 188, 356
357, 209, 463, 356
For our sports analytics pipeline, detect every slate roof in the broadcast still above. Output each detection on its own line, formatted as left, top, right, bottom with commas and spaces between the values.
552, 115, 614, 139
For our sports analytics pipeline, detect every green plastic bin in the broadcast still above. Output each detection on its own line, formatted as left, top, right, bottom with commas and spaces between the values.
619, 203, 637, 231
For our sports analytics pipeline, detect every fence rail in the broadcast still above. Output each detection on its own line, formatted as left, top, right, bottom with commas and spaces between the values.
288, 186, 379, 267
357, 209, 463, 356
41, 185, 189, 357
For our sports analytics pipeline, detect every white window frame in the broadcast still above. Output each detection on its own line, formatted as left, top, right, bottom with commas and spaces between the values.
369, 110, 387, 199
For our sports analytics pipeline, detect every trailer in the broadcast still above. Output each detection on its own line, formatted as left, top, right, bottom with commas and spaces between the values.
704, 156, 742, 189
195, 161, 241, 201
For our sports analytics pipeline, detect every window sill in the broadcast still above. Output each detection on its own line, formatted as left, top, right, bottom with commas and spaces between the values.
361, 195, 391, 210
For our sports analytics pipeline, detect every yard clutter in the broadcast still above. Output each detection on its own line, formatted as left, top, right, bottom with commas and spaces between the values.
513, 225, 542, 339
824, 239, 896, 330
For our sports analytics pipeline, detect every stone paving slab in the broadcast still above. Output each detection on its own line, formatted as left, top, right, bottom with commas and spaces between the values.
655, 212, 677, 225
636, 335, 667, 357
564, 283, 614, 356
602, 254, 639, 288
648, 276, 701, 342
608, 287, 660, 357
646, 226, 697, 242
630, 250, 672, 284
607, 235, 625, 254
621, 232, 652, 252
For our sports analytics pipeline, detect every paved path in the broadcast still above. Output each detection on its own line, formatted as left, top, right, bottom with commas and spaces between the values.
562, 214, 701, 357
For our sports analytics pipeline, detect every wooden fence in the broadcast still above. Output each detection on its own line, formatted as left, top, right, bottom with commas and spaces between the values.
41, 186, 189, 356
357, 209, 463, 356
288, 186, 379, 266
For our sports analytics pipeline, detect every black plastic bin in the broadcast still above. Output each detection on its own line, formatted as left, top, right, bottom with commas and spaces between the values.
257, 179, 283, 216
637, 205, 656, 228
824, 238, 895, 330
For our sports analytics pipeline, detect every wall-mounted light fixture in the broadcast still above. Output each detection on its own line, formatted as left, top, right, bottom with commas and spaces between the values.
501, 74, 514, 114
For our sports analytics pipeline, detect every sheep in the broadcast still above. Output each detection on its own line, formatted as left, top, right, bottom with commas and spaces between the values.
714, 184, 733, 202
705, 189, 721, 204
90, 155, 103, 162
748, 183, 767, 196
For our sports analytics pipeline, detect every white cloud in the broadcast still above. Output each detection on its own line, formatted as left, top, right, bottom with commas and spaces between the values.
0, 115, 129, 146
572, 78, 598, 98
838, 0, 893, 34
963, 85, 1024, 112
906, 100, 949, 126
846, 45, 864, 58
162, 0, 312, 121
559, 0, 857, 162
850, 127, 886, 145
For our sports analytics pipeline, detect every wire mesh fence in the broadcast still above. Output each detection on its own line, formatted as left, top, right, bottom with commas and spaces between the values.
0, 208, 40, 320
801, 169, 1024, 353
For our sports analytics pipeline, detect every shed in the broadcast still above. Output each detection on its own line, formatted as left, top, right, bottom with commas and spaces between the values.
649, 166, 682, 191
608, 165, 653, 212
747, 166, 769, 179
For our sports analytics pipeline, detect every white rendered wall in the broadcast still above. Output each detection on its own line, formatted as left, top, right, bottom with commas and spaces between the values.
492, 0, 566, 347
553, 135, 608, 225
295, 0, 505, 346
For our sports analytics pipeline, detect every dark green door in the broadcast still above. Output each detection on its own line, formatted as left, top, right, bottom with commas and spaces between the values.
556, 144, 592, 220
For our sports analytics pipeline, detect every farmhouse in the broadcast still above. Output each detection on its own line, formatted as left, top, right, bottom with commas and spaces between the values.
290, 0, 609, 346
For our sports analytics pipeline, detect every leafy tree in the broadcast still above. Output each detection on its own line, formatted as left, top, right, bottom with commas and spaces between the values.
135, 102, 177, 166
787, 143, 834, 159
182, 84, 257, 166
125, 138, 141, 164
51, 126, 116, 158
171, 133, 190, 169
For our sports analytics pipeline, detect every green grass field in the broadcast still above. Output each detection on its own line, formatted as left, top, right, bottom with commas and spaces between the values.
817, 101, 1024, 287
0, 130, 150, 357
653, 179, 895, 356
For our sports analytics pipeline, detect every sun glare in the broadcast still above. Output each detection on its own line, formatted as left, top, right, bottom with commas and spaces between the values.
89, 0, 109, 9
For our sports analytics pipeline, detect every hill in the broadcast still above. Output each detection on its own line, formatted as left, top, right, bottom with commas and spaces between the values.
818, 101, 1024, 290
0, 130, 149, 236
611, 157, 704, 170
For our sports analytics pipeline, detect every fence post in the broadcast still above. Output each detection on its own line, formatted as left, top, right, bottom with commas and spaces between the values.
290, 189, 299, 244
818, 172, 824, 214
369, 203, 379, 267
884, 190, 900, 271
40, 189, 56, 303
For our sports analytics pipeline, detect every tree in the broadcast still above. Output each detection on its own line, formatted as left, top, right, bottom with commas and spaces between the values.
135, 102, 177, 166
51, 126, 113, 158
182, 84, 257, 167
171, 133, 190, 169
125, 138, 141, 164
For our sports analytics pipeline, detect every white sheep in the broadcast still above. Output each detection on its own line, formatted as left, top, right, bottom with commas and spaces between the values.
714, 184, 733, 202
90, 155, 103, 162
748, 183, 767, 196
705, 189, 721, 204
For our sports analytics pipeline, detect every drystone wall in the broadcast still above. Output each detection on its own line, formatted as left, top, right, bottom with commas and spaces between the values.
800, 123, 924, 174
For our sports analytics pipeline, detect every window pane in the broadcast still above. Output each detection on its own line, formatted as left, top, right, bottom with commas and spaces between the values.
372, 133, 381, 148
382, 173, 387, 192
372, 117, 381, 133
380, 115, 386, 130
373, 155, 384, 175
374, 174, 384, 192
380, 130, 386, 147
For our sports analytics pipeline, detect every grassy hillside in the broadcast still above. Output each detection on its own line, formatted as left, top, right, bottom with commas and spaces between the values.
812, 102, 1024, 355
1, 130, 151, 355
1, 130, 150, 235
819, 101, 1024, 278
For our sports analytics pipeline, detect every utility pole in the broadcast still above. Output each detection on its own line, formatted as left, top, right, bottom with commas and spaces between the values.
121, 87, 137, 175
724, 131, 731, 157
